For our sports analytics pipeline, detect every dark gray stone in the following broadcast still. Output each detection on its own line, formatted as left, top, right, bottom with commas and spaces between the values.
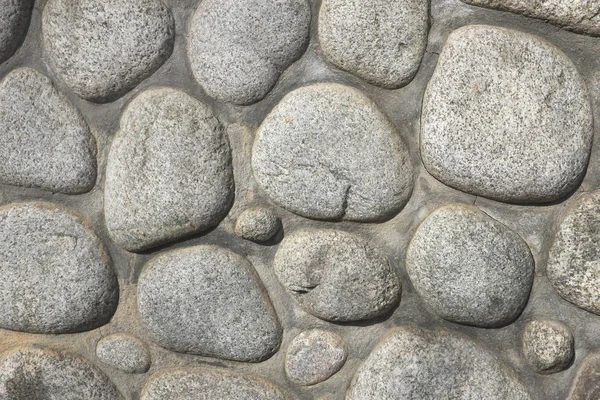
0, 0, 33, 64
523, 320, 574, 374
235, 207, 281, 242
96, 333, 151, 374
567, 353, 600, 400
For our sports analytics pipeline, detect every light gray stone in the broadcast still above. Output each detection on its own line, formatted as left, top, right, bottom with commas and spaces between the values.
319, 0, 429, 88
96, 333, 151, 374
0, 67, 96, 194
347, 326, 531, 399
0, 347, 122, 399
187, 0, 311, 105
137, 245, 282, 362
567, 353, 600, 400
0, 202, 118, 334
253, 83, 413, 221
235, 207, 281, 242
274, 229, 401, 322
461, 0, 600, 36
285, 329, 347, 386
142, 367, 288, 400
523, 320, 574, 374
0, 0, 33, 64
547, 191, 600, 315
42, 0, 174, 102
104, 88, 233, 252
406, 204, 534, 327
421, 25, 592, 203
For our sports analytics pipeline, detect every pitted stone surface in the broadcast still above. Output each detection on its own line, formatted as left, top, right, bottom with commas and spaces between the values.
235, 207, 281, 242
547, 191, 600, 315
187, 0, 311, 105
0, 67, 97, 194
568, 353, 600, 399
319, 0, 429, 88
96, 333, 151, 374
421, 25, 592, 203
406, 204, 534, 327
0, 0, 33, 64
347, 326, 531, 399
142, 368, 288, 400
104, 88, 233, 252
42, 0, 174, 102
137, 245, 282, 362
253, 83, 413, 221
285, 329, 347, 386
523, 320, 574, 374
461, 1, 600, 36
0, 347, 122, 399
0, 202, 118, 334
274, 229, 401, 322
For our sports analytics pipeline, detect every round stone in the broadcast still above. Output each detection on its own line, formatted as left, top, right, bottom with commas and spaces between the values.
421, 25, 592, 203
274, 229, 401, 322
104, 88, 233, 252
0, 67, 97, 194
406, 204, 534, 327
42, 0, 174, 102
0, 202, 118, 334
235, 208, 281, 242
347, 326, 531, 399
96, 333, 151, 374
319, 0, 429, 88
0, 0, 34, 64
187, 0, 311, 105
0, 347, 122, 399
547, 191, 600, 315
285, 329, 347, 386
522, 320, 574, 374
567, 353, 600, 399
142, 367, 288, 400
137, 245, 282, 362
253, 83, 413, 221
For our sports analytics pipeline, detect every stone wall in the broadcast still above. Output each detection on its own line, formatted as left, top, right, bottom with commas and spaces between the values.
1, 0, 600, 399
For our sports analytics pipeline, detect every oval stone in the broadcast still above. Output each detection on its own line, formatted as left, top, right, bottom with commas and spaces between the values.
235, 207, 281, 243
0, 0, 34, 64
96, 333, 151, 374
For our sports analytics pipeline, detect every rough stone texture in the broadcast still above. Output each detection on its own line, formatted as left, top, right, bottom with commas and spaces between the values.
253, 83, 413, 221
319, 0, 429, 88
0, 0, 33, 64
406, 204, 534, 327
347, 326, 531, 400
42, 0, 175, 102
461, 0, 600, 36
274, 229, 401, 322
235, 207, 281, 242
285, 329, 347, 386
547, 191, 600, 315
523, 320, 574, 374
0, 67, 97, 194
421, 25, 592, 204
137, 245, 282, 362
141, 368, 288, 400
567, 353, 600, 400
0, 347, 122, 399
187, 0, 311, 105
104, 88, 233, 252
0, 202, 118, 334
96, 333, 151, 374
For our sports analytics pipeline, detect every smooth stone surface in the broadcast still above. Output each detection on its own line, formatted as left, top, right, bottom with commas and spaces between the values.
0, 67, 97, 193
138, 246, 282, 362
421, 25, 592, 203
253, 83, 413, 221
285, 329, 347, 386
547, 191, 600, 315
235, 207, 281, 242
96, 333, 151, 374
0, 347, 122, 399
142, 368, 288, 400
104, 88, 233, 252
567, 353, 600, 399
0, 0, 34, 64
0, 202, 118, 334
523, 320, 574, 374
187, 0, 311, 105
319, 0, 429, 88
347, 326, 531, 399
406, 204, 534, 327
461, 0, 600, 36
274, 229, 401, 322
42, 0, 174, 102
